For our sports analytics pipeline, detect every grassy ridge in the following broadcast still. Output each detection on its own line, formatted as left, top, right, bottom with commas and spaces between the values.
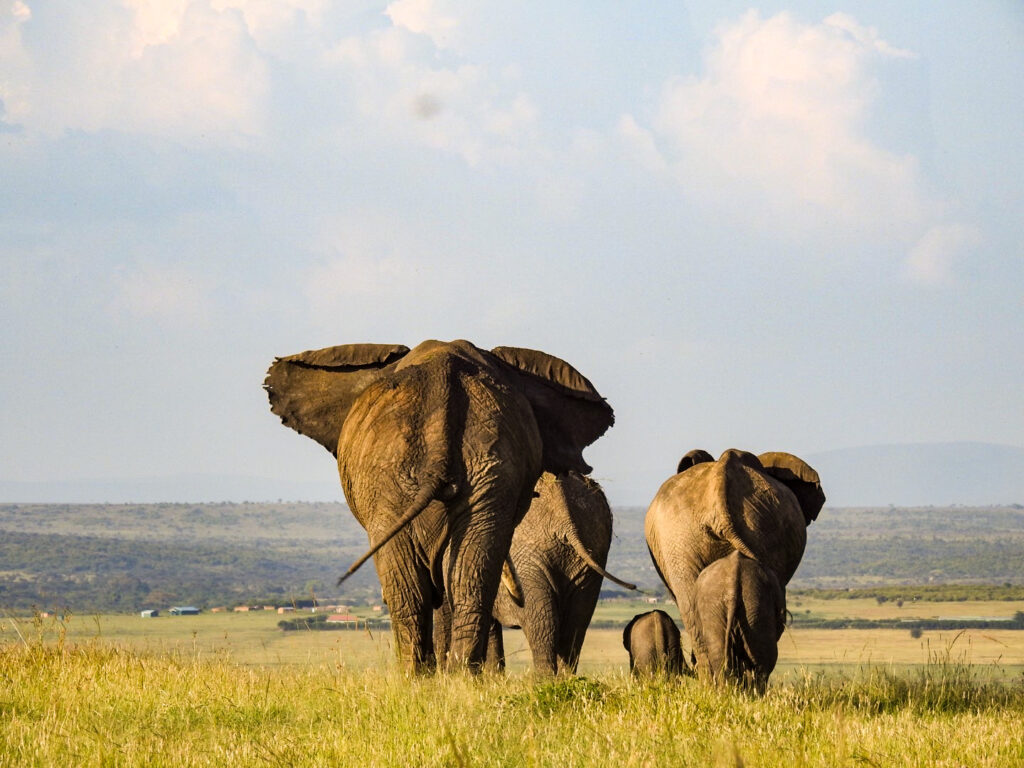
2, 503, 1023, 612
1, 641, 1022, 767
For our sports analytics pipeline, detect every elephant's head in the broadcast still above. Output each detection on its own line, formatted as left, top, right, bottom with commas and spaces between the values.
757, 452, 826, 525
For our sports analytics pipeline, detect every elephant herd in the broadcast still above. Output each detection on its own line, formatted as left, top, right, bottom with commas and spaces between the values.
265, 339, 824, 689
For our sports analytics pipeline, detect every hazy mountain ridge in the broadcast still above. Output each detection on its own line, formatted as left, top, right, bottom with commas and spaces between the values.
2, 442, 1020, 507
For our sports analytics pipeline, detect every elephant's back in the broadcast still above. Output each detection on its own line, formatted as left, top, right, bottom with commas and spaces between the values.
644, 459, 806, 585
644, 464, 718, 546
708, 458, 807, 583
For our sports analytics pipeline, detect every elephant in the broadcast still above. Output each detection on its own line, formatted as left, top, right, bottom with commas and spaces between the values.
622, 609, 685, 677
645, 448, 823, 683
691, 551, 786, 692
440, 471, 636, 676
265, 339, 613, 672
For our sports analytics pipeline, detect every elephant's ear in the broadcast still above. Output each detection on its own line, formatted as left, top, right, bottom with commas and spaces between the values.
265, 344, 410, 456
490, 346, 613, 474
677, 449, 713, 474
757, 452, 826, 525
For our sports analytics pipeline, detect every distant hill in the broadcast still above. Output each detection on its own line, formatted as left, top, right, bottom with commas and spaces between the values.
1, 501, 1021, 611
807, 442, 1024, 507
2, 442, 1021, 507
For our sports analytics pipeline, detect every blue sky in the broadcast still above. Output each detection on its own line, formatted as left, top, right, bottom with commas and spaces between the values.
1, 1, 1022, 503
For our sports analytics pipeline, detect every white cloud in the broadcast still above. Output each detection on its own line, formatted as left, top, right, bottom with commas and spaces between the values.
122, 0, 190, 55
1, 1, 272, 139
2, 1, 537, 166
0, 1, 32, 123
905, 223, 981, 286
620, 11, 931, 239
328, 25, 538, 167
385, 0, 459, 49
112, 264, 213, 326
124, 0, 328, 54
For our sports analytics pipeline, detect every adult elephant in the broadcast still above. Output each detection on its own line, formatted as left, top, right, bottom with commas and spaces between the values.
438, 471, 636, 676
691, 551, 786, 692
265, 340, 613, 672
645, 449, 824, 678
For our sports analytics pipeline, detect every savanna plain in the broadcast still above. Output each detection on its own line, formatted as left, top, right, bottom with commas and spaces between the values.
2, 602, 1023, 767
2, 504, 1023, 766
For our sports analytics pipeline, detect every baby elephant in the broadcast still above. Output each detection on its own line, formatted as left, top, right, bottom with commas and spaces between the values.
622, 610, 685, 676
691, 551, 786, 692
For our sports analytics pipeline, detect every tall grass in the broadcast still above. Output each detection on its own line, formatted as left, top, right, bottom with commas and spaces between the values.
2, 631, 1022, 768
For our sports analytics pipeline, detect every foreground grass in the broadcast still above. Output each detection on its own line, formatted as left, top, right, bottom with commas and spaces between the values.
1, 641, 1022, 767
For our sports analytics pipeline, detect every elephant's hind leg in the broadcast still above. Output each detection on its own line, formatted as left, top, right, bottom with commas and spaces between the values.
483, 618, 505, 673
556, 590, 600, 675
522, 597, 559, 676
376, 539, 437, 673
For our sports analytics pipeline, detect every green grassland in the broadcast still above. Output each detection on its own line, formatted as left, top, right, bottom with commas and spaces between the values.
2, 611, 1023, 766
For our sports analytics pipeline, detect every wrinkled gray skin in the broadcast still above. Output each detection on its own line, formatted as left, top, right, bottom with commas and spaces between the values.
622, 610, 685, 677
265, 340, 613, 672
434, 471, 635, 675
645, 448, 824, 687
692, 551, 786, 692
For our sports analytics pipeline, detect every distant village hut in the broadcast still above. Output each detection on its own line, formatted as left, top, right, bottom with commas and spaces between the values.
169, 606, 200, 615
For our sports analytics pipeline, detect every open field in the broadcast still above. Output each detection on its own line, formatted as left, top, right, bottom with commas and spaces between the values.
3, 603, 1023, 765
5, 603, 1023, 677
1, 638, 1022, 767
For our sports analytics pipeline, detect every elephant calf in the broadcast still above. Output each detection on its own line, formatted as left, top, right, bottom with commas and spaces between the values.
622, 609, 685, 677
691, 550, 786, 692
481, 471, 635, 675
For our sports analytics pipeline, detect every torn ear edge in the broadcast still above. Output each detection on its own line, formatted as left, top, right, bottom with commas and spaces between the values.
265, 343, 410, 456
757, 451, 826, 525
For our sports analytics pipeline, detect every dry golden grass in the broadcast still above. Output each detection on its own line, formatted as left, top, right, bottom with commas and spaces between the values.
0, 637, 1021, 767
2, 608, 1024, 766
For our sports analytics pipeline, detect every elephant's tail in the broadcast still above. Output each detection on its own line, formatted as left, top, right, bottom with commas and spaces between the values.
724, 557, 761, 680
709, 453, 761, 563
337, 474, 457, 586
564, 521, 638, 591
722, 564, 743, 678
338, 360, 460, 586
500, 557, 525, 606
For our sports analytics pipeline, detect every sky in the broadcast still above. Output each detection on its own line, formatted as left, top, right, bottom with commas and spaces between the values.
1, 0, 1022, 504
